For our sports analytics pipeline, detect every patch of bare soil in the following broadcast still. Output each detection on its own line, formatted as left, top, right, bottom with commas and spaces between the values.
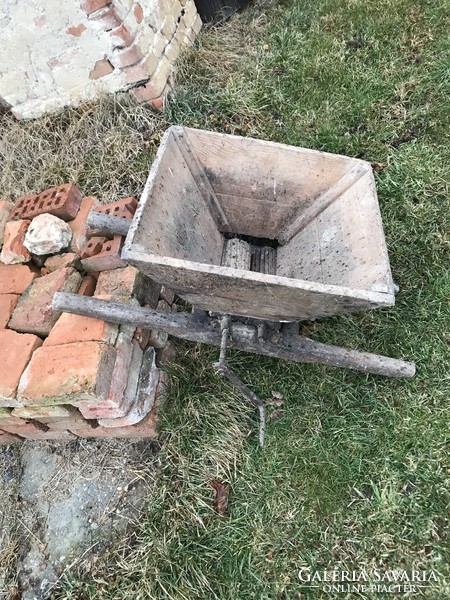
0, 438, 158, 600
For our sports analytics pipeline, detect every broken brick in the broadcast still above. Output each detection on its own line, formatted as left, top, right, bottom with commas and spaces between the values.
70, 402, 158, 438
80, 0, 109, 14
0, 330, 43, 407
0, 219, 31, 264
78, 274, 97, 296
44, 252, 80, 272
44, 310, 118, 347
81, 235, 126, 272
0, 407, 27, 427
99, 346, 160, 427
0, 294, 19, 328
0, 430, 23, 444
17, 341, 116, 407
9, 184, 82, 222
0, 199, 13, 246
95, 265, 160, 306
0, 264, 38, 294
8, 267, 82, 336
77, 336, 142, 418
69, 196, 100, 253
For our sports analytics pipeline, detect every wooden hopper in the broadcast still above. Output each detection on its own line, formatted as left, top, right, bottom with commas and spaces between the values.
123, 126, 396, 321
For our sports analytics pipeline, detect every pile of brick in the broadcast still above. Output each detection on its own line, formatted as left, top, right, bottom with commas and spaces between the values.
0, 184, 175, 444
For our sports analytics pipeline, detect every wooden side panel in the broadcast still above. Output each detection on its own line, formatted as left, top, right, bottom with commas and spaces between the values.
277, 171, 393, 292
216, 193, 296, 238
129, 130, 224, 266
184, 128, 354, 206
123, 250, 394, 322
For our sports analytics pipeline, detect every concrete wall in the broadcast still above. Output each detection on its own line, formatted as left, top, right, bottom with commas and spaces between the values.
0, 0, 202, 119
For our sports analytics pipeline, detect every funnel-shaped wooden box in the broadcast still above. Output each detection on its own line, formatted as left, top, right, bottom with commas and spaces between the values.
123, 126, 395, 321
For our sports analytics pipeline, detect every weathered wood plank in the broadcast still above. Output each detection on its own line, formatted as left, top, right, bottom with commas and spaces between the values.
86, 211, 131, 237
122, 249, 394, 321
278, 162, 369, 244
171, 126, 230, 231
251, 246, 277, 274
53, 293, 416, 379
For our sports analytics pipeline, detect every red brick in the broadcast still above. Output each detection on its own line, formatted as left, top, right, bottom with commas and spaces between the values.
77, 335, 141, 418
0, 264, 38, 294
44, 252, 80, 272
89, 58, 114, 80
95, 196, 137, 218
80, 236, 107, 258
109, 22, 135, 47
88, 4, 124, 30
110, 43, 144, 68
148, 95, 165, 111
12, 405, 89, 430
67, 23, 87, 36
1, 418, 75, 440
0, 330, 43, 407
123, 52, 158, 85
134, 326, 151, 350
99, 346, 160, 427
78, 274, 97, 296
17, 341, 116, 407
0, 431, 23, 444
0, 219, 31, 264
11, 404, 76, 419
0, 407, 27, 427
44, 311, 118, 347
80, 0, 110, 14
148, 299, 170, 348
134, 3, 144, 23
0, 294, 19, 328
70, 402, 158, 438
81, 235, 126, 272
69, 196, 100, 253
8, 267, 82, 337
95, 265, 160, 305
0, 199, 13, 246
9, 184, 83, 222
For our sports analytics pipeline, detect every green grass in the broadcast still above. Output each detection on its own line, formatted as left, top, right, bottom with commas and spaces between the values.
1, 0, 449, 598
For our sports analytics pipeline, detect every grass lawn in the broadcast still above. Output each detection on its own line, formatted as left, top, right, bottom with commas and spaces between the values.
1, 0, 449, 598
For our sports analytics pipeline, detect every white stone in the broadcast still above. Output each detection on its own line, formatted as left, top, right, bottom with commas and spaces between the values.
24, 214, 73, 255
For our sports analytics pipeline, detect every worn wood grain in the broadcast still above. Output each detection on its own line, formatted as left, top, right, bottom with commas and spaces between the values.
86, 211, 131, 237
53, 293, 416, 379
123, 248, 394, 321
278, 162, 369, 244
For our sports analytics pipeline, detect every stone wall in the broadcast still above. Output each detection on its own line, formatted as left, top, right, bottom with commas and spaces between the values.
0, 0, 202, 119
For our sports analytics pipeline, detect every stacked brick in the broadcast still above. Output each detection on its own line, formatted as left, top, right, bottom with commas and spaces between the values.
1, 0, 202, 119
0, 183, 176, 444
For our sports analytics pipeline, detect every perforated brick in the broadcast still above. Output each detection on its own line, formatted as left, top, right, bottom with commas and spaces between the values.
9, 184, 82, 222
81, 235, 126, 272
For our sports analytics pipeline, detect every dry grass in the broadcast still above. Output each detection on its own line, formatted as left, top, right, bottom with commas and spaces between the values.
0, 95, 169, 204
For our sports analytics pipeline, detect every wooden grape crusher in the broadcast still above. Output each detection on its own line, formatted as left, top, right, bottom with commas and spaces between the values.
54, 126, 415, 446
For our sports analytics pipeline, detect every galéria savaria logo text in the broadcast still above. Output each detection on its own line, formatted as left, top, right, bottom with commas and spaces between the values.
298, 568, 440, 594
